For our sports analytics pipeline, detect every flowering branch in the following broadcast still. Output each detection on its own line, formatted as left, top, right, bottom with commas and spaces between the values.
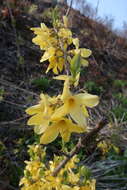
20, 15, 102, 189
52, 118, 108, 177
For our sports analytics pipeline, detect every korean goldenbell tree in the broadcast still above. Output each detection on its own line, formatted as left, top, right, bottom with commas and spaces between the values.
19, 14, 101, 190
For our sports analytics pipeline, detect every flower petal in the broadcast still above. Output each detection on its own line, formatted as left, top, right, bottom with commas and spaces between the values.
61, 79, 72, 100
66, 119, 85, 133
54, 75, 70, 81
70, 106, 88, 127
40, 47, 55, 62
72, 38, 79, 49
82, 105, 89, 117
80, 48, 92, 58
58, 122, 71, 142
81, 58, 89, 67
75, 93, 99, 108
58, 58, 64, 72
40, 125, 59, 144
46, 61, 54, 73
53, 65, 58, 74
60, 130, 71, 142
34, 120, 49, 134
69, 124, 85, 133
51, 104, 69, 120
25, 105, 42, 115
27, 113, 43, 126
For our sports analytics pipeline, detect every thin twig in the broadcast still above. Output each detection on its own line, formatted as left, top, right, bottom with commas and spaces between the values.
2, 99, 27, 109
66, 0, 73, 17
52, 118, 108, 177
0, 115, 28, 125
0, 79, 38, 97
6, 0, 21, 61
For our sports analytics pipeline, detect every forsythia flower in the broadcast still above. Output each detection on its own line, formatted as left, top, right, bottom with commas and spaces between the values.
70, 38, 92, 67
46, 49, 65, 74
80, 179, 96, 190
58, 28, 72, 45
40, 118, 85, 144
26, 76, 99, 144
31, 22, 73, 74
26, 94, 55, 134
31, 23, 55, 50
25, 160, 42, 180
51, 78, 99, 126
20, 147, 96, 190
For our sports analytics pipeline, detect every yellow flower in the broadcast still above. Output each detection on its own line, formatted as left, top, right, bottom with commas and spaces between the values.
80, 179, 96, 190
62, 185, 80, 190
31, 23, 72, 74
65, 155, 79, 170
26, 94, 57, 134
58, 28, 72, 45
25, 160, 42, 180
40, 47, 55, 62
54, 74, 79, 87
69, 38, 92, 67
68, 169, 79, 184
31, 23, 55, 50
51, 79, 99, 126
19, 177, 31, 187
46, 50, 65, 74
40, 118, 85, 144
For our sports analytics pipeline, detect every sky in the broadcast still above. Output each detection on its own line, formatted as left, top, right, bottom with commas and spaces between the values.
67, 0, 127, 29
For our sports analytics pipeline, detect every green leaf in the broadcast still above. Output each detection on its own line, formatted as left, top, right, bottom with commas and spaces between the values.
70, 53, 81, 78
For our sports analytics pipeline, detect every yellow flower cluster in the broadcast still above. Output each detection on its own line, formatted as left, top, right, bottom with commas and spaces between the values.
31, 17, 91, 74
20, 145, 96, 190
26, 77, 99, 144
97, 140, 120, 156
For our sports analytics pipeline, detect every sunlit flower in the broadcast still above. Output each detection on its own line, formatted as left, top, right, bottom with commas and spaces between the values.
52, 79, 99, 126
58, 28, 72, 45
80, 179, 96, 190
25, 160, 42, 181
69, 38, 92, 67
40, 118, 85, 144
31, 23, 57, 50
31, 23, 73, 74
46, 50, 65, 74
26, 94, 58, 134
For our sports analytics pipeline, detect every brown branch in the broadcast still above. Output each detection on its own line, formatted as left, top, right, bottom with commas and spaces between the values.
52, 117, 108, 177
66, 0, 73, 17
0, 79, 38, 97
0, 115, 28, 125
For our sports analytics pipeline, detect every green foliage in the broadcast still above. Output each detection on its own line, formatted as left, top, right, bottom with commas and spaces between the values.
32, 77, 52, 91
113, 79, 127, 88
79, 166, 92, 183
113, 93, 127, 104
70, 53, 81, 79
84, 81, 104, 95
111, 93, 127, 121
